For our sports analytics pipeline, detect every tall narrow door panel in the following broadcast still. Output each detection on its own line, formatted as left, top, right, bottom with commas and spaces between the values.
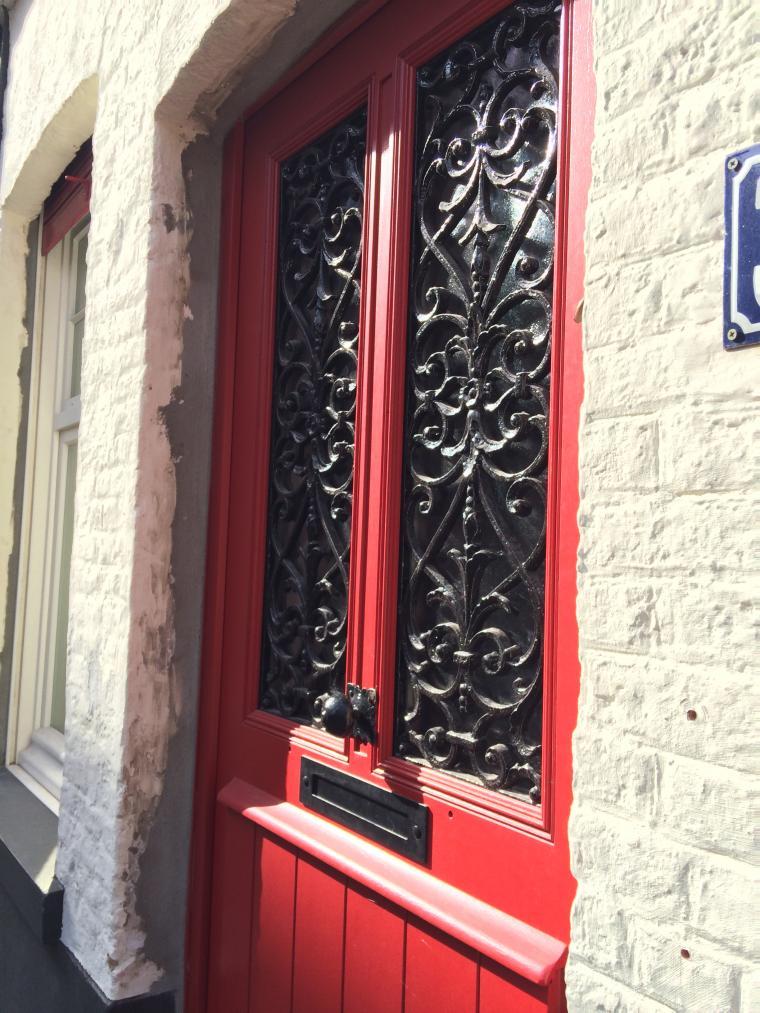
191, 0, 593, 1009
204, 809, 257, 1013
291, 856, 347, 1013
342, 887, 405, 1013
248, 834, 297, 1013
404, 924, 478, 1013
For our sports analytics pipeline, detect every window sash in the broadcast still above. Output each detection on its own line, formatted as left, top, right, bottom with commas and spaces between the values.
8, 217, 87, 806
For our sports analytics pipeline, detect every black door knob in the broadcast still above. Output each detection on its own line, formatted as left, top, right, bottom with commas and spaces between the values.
320, 692, 355, 737
316, 685, 377, 744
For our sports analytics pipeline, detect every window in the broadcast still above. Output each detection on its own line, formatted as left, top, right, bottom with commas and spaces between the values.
7, 146, 91, 811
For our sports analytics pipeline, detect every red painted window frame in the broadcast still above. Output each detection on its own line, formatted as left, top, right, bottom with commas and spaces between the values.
41, 140, 92, 255
186, 0, 594, 1005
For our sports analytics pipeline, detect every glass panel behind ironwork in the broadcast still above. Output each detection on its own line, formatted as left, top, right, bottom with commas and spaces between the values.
259, 107, 366, 723
395, 3, 560, 802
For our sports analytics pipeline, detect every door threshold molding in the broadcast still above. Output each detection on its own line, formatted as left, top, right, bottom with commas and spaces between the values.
218, 777, 567, 988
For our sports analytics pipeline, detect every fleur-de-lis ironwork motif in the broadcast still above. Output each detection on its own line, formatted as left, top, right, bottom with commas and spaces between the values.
395, 2, 560, 801
260, 108, 366, 722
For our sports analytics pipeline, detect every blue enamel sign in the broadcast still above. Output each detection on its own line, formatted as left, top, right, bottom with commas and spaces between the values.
724, 143, 760, 349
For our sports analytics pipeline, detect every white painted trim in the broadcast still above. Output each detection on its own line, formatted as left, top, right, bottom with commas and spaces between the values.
17, 726, 65, 799
7, 763, 61, 816
7, 216, 87, 789
53, 397, 81, 432
6, 220, 49, 763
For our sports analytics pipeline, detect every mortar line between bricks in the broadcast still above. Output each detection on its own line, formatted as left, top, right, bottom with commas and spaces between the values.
573, 929, 751, 1008
581, 644, 760, 680
578, 566, 760, 580
578, 571, 759, 588
584, 237, 716, 271
573, 727, 760, 778
578, 490, 760, 504
582, 407, 760, 424
567, 956, 679, 1013
578, 639, 756, 669
571, 804, 760, 869
571, 797, 758, 866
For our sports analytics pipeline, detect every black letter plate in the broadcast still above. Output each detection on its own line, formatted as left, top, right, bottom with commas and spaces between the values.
300, 757, 429, 863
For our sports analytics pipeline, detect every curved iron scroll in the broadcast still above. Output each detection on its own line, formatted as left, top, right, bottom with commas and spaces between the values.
260, 108, 366, 723
395, 3, 561, 801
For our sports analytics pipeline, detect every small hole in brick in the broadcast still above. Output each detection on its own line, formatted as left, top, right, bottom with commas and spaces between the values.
686, 709, 697, 721
680, 948, 691, 960
448, 810, 454, 819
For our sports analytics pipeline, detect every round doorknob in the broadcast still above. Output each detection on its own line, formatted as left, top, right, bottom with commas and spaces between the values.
315, 684, 377, 744
320, 692, 355, 737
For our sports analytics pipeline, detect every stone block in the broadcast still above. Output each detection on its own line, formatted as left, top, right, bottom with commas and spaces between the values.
626, 917, 741, 1011
577, 651, 760, 775
660, 409, 760, 494
654, 753, 757, 862
578, 578, 665, 654
580, 417, 659, 494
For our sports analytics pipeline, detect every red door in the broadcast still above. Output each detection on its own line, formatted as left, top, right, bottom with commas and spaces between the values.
188, 0, 593, 1009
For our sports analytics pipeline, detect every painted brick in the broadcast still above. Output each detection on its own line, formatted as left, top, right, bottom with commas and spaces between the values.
579, 416, 659, 493
685, 856, 760, 959
570, 807, 690, 922
577, 651, 760, 775
566, 962, 673, 1013
653, 753, 757, 863
740, 968, 760, 1013
580, 494, 760, 577
572, 732, 660, 824
578, 578, 666, 654
660, 408, 760, 493
572, 0, 760, 1005
666, 579, 757, 669
625, 918, 742, 1011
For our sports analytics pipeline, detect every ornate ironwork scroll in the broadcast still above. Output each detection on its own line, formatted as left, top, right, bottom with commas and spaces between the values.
395, 3, 560, 801
259, 108, 366, 723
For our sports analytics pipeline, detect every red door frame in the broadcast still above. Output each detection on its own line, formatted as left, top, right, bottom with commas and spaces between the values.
186, 0, 594, 1006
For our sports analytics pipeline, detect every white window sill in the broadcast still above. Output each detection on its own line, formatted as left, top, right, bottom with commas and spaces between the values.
10, 726, 65, 815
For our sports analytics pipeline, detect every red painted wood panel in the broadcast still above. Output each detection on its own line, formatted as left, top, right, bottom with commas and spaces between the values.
41, 140, 92, 255
343, 886, 405, 1013
249, 833, 297, 1013
479, 959, 551, 1013
205, 808, 255, 1013
405, 922, 478, 1013
292, 856, 347, 1013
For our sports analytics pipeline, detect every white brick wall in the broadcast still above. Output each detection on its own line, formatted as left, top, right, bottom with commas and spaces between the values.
568, 0, 760, 1010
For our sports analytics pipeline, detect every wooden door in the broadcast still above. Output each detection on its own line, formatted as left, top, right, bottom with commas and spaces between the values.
188, 1, 593, 1010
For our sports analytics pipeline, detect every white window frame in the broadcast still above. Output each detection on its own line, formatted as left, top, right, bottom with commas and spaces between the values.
7, 216, 89, 814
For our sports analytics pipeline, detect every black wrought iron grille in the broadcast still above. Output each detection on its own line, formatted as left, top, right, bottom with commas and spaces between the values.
259, 107, 366, 723
394, 3, 560, 802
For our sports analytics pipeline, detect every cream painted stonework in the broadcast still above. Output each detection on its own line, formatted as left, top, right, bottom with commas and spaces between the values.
567, 0, 760, 1010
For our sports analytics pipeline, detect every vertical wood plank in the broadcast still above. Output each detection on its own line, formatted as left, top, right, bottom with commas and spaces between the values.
206, 808, 256, 1013
292, 854, 347, 1013
249, 833, 297, 1013
479, 959, 550, 1013
343, 886, 405, 1013
404, 922, 478, 1013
